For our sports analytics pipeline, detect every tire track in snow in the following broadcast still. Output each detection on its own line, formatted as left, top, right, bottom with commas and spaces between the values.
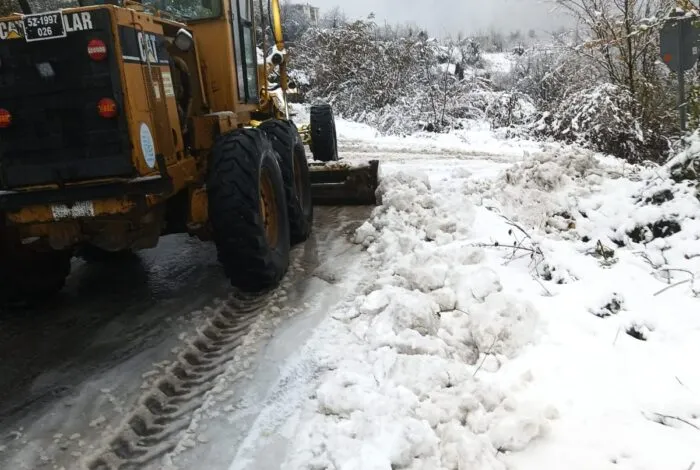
83, 292, 273, 470
81, 206, 373, 470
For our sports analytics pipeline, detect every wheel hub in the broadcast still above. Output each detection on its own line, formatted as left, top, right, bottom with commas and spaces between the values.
259, 168, 280, 248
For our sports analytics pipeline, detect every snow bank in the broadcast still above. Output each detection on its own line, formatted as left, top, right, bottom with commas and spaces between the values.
287, 142, 700, 469
282, 167, 555, 469
455, 147, 700, 469
474, 146, 700, 288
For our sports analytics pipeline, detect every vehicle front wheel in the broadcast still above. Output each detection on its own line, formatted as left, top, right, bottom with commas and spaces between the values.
259, 119, 313, 245
309, 103, 339, 162
207, 128, 291, 293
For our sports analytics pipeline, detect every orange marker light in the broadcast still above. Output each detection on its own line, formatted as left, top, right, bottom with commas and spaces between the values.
97, 98, 118, 119
0, 108, 12, 128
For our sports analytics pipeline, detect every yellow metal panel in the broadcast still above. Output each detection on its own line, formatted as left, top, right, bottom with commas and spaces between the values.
189, 18, 238, 112
189, 187, 208, 225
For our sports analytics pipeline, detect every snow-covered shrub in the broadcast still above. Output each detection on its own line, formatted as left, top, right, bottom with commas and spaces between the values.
485, 91, 536, 128
291, 20, 428, 133
511, 48, 593, 110
667, 130, 700, 184
461, 40, 484, 68
533, 83, 667, 163
291, 20, 521, 135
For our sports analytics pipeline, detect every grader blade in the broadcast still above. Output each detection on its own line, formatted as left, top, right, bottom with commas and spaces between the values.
309, 160, 380, 206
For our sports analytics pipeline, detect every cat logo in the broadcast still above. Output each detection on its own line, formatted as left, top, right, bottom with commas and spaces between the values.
0, 21, 24, 40
137, 32, 159, 63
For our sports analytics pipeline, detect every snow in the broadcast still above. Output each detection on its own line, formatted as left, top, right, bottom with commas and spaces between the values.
483, 53, 515, 73
221, 114, 700, 470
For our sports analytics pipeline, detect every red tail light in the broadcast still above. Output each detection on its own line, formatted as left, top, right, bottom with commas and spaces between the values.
97, 98, 118, 119
0, 108, 11, 128
87, 39, 107, 61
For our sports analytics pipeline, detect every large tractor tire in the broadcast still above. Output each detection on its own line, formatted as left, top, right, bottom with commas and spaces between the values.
0, 232, 72, 305
207, 128, 291, 293
310, 103, 339, 162
259, 119, 313, 245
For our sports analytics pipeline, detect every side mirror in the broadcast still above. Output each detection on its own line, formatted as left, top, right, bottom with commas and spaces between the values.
174, 28, 194, 52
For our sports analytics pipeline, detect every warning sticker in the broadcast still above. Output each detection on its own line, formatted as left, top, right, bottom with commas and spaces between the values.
162, 71, 175, 98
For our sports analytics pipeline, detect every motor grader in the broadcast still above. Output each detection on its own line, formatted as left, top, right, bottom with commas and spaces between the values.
0, 0, 379, 302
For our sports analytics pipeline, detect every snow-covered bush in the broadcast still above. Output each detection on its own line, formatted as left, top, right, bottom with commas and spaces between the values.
532, 83, 667, 163
291, 20, 532, 135
509, 48, 591, 110
667, 130, 700, 183
460, 39, 484, 68
291, 20, 426, 132
485, 91, 536, 128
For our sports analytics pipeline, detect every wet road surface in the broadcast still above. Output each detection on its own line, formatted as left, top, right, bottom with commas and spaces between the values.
0, 206, 372, 470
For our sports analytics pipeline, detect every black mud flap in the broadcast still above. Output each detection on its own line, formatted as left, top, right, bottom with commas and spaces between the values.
309, 160, 379, 206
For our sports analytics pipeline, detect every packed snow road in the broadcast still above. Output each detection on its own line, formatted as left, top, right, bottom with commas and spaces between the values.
0, 205, 372, 470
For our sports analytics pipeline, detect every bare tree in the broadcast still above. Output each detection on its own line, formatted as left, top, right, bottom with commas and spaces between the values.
319, 6, 346, 29
554, 0, 676, 123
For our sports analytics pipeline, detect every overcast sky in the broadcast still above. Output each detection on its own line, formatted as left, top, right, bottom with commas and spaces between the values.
309, 0, 572, 37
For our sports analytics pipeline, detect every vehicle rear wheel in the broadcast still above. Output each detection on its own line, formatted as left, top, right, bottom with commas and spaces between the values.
207, 128, 291, 293
259, 119, 313, 245
310, 103, 339, 162
0, 231, 71, 305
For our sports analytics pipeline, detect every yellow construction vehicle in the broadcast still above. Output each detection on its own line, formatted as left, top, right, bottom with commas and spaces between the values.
0, 0, 379, 302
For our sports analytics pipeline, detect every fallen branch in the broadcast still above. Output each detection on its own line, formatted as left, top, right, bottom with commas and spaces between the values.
652, 412, 700, 431
654, 279, 691, 296
500, 215, 534, 241
474, 242, 541, 256
613, 326, 621, 346
473, 335, 498, 378
532, 275, 553, 297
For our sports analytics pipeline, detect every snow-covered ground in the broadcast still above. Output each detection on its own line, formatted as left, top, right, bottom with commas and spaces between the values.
214, 114, 700, 469
10, 107, 695, 470
483, 52, 515, 74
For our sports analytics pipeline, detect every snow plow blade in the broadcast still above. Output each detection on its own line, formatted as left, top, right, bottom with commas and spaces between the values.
309, 160, 380, 206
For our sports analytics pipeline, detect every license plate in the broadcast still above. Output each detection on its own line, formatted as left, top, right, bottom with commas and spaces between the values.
22, 11, 66, 42
51, 201, 95, 220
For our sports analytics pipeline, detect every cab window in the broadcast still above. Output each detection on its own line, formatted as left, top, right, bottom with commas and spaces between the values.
231, 0, 258, 103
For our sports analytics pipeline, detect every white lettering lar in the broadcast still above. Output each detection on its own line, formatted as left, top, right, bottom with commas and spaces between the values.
81, 12, 93, 30
62, 13, 93, 33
